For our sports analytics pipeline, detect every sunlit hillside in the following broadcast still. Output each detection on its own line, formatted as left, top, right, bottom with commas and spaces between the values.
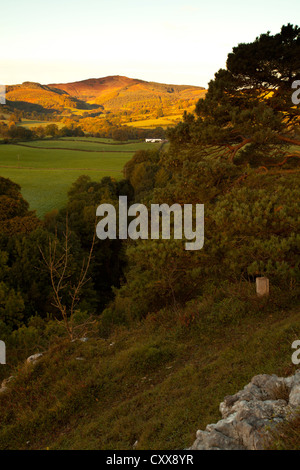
4, 76, 206, 127
6, 82, 92, 112
50, 75, 206, 120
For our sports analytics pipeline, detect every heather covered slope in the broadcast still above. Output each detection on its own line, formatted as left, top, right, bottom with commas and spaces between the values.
49, 75, 206, 109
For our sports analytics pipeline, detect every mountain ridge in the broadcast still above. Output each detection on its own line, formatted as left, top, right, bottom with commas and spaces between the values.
4, 75, 206, 116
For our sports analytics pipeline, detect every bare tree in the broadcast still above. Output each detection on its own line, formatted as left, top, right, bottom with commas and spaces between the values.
40, 217, 96, 340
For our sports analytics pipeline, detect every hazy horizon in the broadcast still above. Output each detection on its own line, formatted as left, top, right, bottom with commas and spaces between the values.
6, 74, 207, 88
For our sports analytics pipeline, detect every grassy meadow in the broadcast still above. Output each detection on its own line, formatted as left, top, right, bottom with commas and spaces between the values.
126, 115, 183, 129
0, 137, 161, 217
20, 119, 65, 129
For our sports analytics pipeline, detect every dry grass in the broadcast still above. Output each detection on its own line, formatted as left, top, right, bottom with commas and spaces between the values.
268, 412, 300, 449
0, 294, 299, 450
268, 382, 291, 402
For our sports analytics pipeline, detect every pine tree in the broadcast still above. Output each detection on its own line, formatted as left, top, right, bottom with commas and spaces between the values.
169, 24, 300, 167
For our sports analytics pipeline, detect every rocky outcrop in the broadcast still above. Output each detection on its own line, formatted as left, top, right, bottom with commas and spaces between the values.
0, 353, 44, 394
190, 371, 300, 450
0, 375, 15, 394
26, 353, 43, 365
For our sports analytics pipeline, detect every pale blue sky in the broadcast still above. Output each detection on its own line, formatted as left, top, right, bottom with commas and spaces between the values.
1, 0, 299, 87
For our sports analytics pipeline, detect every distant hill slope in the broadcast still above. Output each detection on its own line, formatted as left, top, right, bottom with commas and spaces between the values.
5, 82, 97, 112
50, 76, 206, 120
49, 75, 206, 108
4, 76, 206, 122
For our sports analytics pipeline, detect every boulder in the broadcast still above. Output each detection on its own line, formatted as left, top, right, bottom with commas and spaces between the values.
190, 370, 300, 450
0, 375, 15, 394
26, 353, 43, 365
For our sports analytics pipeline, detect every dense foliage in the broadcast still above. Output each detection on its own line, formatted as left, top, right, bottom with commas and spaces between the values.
169, 24, 300, 167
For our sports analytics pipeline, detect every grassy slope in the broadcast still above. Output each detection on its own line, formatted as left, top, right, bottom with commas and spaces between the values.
19, 120, 65, 129
0, 292, 299, 450
125, 115, 183, 129
16, 140, 159, 152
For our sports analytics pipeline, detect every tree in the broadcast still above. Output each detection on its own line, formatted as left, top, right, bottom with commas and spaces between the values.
61, 175, 131, 309
45, 124, 59, 137
0, 251, 25, 331
0, 281, 24, 330
168, 24, 300, 167
123, 149, 160, 197
0, 177, 40, 235
40, 218, 95, 340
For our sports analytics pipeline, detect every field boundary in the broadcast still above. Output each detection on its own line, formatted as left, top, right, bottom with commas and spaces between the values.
0, 165, 122, 172
57, 139, 142, 145
14, 143, 134, 153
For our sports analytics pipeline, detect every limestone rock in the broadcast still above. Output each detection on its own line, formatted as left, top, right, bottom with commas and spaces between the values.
191, 370, 300, 450
0, 375, 15, 394
26, 353, 43, 365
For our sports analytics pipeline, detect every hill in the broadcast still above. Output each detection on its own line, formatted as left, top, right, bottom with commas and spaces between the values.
49, 75, 206, 110
3, 76, 206, 125
5, 82, 95, 113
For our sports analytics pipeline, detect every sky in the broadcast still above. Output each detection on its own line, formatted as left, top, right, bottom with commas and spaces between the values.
1, 0, 300, 87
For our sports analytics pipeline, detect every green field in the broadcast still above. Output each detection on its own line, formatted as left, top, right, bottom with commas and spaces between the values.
0, 138, 160, 217
1, 119, 65, 130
